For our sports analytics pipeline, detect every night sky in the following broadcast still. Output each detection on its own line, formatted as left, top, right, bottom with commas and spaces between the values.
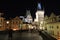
0, 0, 60, 19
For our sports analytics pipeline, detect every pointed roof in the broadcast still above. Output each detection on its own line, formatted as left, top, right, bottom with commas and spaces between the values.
44, 15, 48, 20
26, 10, 31, 17
25, 10, 33, 19
37, 3, 42, 10
50, 12, 56, 18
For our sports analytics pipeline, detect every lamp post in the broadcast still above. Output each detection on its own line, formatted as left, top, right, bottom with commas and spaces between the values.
6, 21, 9, 29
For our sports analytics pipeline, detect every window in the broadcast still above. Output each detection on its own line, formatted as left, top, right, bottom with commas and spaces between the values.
50, 26, 51, 28
0, 24, 2, 28
0, 19, 2, 23
52, 31, 54, 35
57, 26, 59, 29
45, 27, 47, 30
52, 26, 53, 29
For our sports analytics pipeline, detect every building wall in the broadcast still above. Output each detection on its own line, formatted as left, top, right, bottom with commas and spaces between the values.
35, 10, 44, 30
10, 16, 23, 30
0, 17, 5, 31
0, 16, 23, 31
44, 13, 60, 38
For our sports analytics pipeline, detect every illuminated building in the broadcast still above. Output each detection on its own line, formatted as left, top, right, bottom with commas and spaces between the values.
0, 13, 23, 31
24, 10, 33, 30
34, 3, 44, 30
0, 13, 5, 31
10, 16, 23, 31
0, 11, 33, 31
25, 10, 33, 23
0, 17, 5, 31
44, 12, 60, 39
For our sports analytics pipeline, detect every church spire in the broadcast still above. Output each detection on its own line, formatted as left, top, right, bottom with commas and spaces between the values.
37, 3, 42, 10
26, 10, 31, 17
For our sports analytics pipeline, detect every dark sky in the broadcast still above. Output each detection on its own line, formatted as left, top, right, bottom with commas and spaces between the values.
0, 0, 60, 19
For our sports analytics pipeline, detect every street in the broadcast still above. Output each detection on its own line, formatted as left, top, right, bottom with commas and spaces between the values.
0, 31, 57, 40
0, 31, 43, 40
39, 31, 57, 40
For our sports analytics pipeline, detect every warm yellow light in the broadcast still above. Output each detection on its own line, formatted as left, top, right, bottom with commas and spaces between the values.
13, 29, 17, 31
36, 11, 44, 18
6, 21, 9, 24
40, 27, 43, 29
28, 25, 31, 28
34, 19, 38, 22
35, 11, 44, 22
40, 21, 43, 24
30, 27, 33, 29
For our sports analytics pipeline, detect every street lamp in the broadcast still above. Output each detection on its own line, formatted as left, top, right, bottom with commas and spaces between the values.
6, 21, 9, 24
6, 21, 9, 29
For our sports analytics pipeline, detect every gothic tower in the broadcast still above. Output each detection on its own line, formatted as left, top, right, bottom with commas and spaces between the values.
25, 10, 33, 23
35, 3, 44, 30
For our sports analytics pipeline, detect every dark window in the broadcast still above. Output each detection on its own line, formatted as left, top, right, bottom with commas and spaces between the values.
52, 26, 53, 29
0, 24, 1, 28
52, 31, 54, 35
50, 26, 51, 28
0, 19, 2, 23
57, 26, 59, 29
45, 27, 47, 30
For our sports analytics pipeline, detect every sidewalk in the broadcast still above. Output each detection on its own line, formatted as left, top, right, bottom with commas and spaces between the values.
41, 31, 57, 40
51, 35, 57, 39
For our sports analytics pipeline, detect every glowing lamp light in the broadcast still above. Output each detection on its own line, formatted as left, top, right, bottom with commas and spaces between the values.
6, 21, 9, 24
13, 29, 17, 31
40, 27, 43, 30
34, 19, 38, 22
28, 25, 31, 28
31, 27, 33, 29
40, 21, 43, 24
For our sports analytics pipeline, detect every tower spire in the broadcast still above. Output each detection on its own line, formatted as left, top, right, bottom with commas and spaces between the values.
26, 10, 31, 17
37, 3, 42, 10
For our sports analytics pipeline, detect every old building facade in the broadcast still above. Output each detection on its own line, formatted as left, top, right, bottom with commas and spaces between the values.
0, 17, 5, 31
44, 12, 60, 39
0, 16, 23, 31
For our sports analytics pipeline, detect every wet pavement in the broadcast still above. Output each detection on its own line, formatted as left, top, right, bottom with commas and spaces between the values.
0, 31, 43, 40
0, 31, 57, 40
39, 31, 57, 40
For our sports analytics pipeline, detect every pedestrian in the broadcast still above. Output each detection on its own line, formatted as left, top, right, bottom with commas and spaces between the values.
8, 27, 13, 40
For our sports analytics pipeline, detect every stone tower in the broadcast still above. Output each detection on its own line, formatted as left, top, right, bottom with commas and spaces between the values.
35, 3, 44, 30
